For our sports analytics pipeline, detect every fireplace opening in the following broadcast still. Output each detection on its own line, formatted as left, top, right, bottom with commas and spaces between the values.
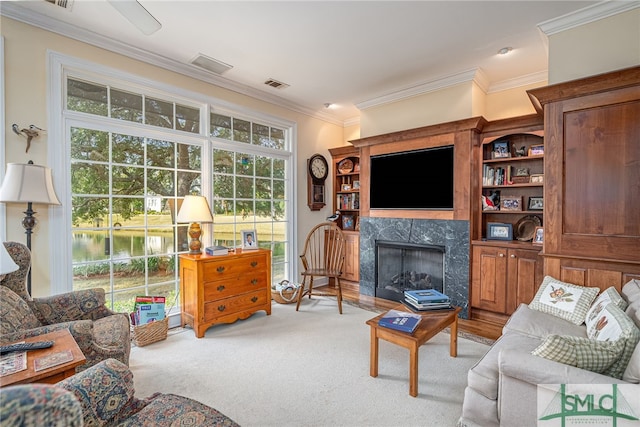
375, 240, 445, 302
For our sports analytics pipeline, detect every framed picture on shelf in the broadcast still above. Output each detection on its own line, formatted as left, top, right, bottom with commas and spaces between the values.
530, 174, 544, 184
353, 180, 360, 190
528, 196, 544, 210
533, 226, 544, 245
493, 141, 510, 158
500, 196, 522, 211
341, 184, 351, 191
342, 215, 355, 231
241, 230, 258, 250
529, 145, 544, 156
514, 167, 529, 177
487, 222, 513, 241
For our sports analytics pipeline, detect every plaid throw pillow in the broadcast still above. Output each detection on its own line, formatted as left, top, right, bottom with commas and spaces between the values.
529, 276, 599, 325
586, 287, 628, 333
532, 334, 624, 373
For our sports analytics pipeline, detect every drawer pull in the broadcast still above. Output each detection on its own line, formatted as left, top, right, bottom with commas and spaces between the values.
217, 305, 226, 312
251, 279, 258, 285
217, 285, 225, 292
251, 296, 258, 303
250, 261, 258, 268
499, 253, 505, 257
217, 266, 225, 273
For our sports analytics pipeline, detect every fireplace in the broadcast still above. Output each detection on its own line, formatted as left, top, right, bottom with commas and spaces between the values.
359, 217, 470, 318
375, 241, 445, 302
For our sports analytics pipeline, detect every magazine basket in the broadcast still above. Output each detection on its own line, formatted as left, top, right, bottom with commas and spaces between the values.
132, 317, 168, 347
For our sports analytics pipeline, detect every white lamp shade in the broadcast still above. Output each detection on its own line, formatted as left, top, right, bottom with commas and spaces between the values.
0, 163, 61, 205
176, 195, 213, 223
0, 243, 19, 275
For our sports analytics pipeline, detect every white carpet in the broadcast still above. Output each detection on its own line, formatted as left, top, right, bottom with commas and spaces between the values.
129, 298, 488, 427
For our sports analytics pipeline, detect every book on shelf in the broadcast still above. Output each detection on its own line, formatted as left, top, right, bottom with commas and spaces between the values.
34, 350, 74, 372
377, 309, 422, 334
404, 289, 450, 304
206, 245, 229, 256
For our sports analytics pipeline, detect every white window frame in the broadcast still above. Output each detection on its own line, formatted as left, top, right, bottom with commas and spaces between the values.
47, 51, 297, 296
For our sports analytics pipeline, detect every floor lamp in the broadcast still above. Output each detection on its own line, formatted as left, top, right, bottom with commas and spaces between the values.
0, 161, 61, 294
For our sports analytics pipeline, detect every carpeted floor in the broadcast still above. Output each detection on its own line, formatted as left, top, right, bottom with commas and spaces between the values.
129, 297, 489, 427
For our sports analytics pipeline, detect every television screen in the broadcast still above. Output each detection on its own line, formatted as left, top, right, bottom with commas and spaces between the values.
370, 146, 454, 210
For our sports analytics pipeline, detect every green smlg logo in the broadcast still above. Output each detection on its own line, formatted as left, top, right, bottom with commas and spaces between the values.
539, 384, 639, 426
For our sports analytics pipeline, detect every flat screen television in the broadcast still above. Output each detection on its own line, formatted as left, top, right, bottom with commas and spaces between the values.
370, 145, 454, 210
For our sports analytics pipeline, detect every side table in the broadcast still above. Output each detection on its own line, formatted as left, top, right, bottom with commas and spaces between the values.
366, 305, 462, 397
0, 329, 86, 387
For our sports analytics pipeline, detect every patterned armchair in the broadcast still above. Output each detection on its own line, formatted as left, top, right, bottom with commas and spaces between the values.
0, 242, 130, 372
0, 358, 239, 427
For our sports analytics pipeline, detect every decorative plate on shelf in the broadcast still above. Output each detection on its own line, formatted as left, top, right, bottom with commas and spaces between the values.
338, 158, 354, 174
514, 215, 542, 242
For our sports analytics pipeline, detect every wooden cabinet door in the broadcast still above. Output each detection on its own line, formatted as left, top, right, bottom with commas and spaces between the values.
506, 248, 541, 314
341, 231, 360, 282
471, 245, 507, 313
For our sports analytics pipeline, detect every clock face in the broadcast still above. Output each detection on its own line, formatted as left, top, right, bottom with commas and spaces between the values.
309, 155, 328, 180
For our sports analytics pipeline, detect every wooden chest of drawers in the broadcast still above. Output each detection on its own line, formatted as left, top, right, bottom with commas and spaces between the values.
179, 249, 272, 338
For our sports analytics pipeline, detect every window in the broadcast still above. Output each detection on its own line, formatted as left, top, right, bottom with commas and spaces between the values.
49, 55, 295, 314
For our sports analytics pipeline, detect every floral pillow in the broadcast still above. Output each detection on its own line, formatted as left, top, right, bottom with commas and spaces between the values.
529, 276, 599, 325
585, 287, 628, 331
586, 303, 640, 379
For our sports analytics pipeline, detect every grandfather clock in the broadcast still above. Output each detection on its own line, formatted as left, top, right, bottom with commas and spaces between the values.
307, 153, 328, 211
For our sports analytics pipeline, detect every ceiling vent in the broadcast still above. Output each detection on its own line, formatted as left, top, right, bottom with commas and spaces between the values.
264, 78, 290, 90
190, 54, 233, 75
45, 0, 74, 10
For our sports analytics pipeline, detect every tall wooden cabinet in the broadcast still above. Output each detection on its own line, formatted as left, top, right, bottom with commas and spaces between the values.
527, 66, 640, 289
470, 115, 544, 324
328, 145, 360, 285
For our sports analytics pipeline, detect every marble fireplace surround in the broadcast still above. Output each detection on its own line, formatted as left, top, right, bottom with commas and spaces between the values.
359, 217, 470, 318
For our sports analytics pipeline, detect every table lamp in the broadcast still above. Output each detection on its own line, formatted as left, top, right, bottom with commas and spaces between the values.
0, 243, 19, 282
176, 195, 213, 254
0, 161, 61, 293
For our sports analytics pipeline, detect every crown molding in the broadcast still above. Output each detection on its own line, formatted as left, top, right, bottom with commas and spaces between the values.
356, 69, 480, 111
538, 1, 640, 36
0, 3, 344, 127
488, 70, 548, 93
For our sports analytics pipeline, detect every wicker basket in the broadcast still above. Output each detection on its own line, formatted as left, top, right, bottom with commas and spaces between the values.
271, 286, 299, 304
132, 317, 168, 347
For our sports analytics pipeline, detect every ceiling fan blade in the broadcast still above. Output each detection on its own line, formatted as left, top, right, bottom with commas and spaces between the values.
107, 0, 161, 35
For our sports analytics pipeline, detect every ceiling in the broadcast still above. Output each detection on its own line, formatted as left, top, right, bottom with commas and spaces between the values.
3, 0, 611, 125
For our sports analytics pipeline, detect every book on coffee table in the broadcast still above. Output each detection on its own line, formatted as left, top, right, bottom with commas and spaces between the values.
34, 350, 74, 372
378, 309, 422, 334
404, 289, 450, 304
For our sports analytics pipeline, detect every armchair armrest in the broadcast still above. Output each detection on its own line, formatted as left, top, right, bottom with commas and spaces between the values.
497, 349, 626, 426
0, 384, 82, 427
0, 321, 92, 347
58, 358, 139, 426
31, 288, 115, 324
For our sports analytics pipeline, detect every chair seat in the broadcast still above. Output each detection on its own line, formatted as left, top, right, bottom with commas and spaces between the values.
301, 268, 342, 277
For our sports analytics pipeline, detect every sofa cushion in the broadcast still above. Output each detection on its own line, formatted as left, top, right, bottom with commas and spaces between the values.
503, 304, 588, 339
467, 332, 542, 401
0, 286, 42, 335
531, 334, 624, 373
622, 278, 640, 303
585, 303, 640, 379
529, 276, 599, 325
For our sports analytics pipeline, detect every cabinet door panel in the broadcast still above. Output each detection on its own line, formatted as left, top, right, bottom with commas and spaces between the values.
507, 249, 541, 314
342, 232, 360, 282
472, 246, 507, 313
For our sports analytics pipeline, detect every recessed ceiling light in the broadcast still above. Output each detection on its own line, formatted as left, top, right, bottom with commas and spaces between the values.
324, 103, 333, 109
498, 47, 513, 55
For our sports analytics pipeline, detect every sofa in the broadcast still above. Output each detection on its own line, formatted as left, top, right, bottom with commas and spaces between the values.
0, 241, 130, 372
459, 277, 640, 427
0, 358, 239, 427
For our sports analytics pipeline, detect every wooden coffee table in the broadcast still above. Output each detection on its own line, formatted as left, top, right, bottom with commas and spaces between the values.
0, 329, 86, 387
366, 304, 461, 397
